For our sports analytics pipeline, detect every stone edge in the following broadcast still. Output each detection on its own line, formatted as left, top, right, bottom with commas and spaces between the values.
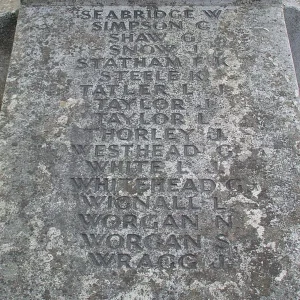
20, 0, 282, 7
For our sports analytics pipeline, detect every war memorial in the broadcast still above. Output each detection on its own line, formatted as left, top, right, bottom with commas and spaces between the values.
0, 0, 300, 298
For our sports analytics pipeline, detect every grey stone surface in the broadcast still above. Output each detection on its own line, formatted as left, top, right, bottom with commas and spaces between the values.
20, 0, 283, 5
1, 1, 300, 299
284, 0, 300, 7
0, 0, 19, 13
0, 12, 17, 107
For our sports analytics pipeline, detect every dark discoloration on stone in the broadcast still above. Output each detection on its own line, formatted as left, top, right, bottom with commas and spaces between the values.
0, 1, 300, 299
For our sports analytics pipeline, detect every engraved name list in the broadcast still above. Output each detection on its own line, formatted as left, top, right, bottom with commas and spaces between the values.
68, 6, 240, 270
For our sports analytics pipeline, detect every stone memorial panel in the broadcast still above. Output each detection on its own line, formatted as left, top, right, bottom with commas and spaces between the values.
0, 11, 17, 106
0, 0, 300, 299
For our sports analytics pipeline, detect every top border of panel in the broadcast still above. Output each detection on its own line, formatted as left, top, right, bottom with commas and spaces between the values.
21, 0, 282, 6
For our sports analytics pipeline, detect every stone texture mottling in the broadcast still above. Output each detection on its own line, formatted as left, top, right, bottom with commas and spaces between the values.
0, 0, 19, 13
0, 1, 300, 299
285, 4, 300, 89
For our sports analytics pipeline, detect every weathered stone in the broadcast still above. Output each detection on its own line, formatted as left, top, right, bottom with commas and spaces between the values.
284, 0, 300, 7
284, 2, 300, 88
0, 0, 20, 13
0, 12, 17, 106
0, 0, 300, 299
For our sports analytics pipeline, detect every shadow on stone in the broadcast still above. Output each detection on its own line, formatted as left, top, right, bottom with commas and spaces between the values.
285, 6, 300, 90
0, 12, 17, 109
